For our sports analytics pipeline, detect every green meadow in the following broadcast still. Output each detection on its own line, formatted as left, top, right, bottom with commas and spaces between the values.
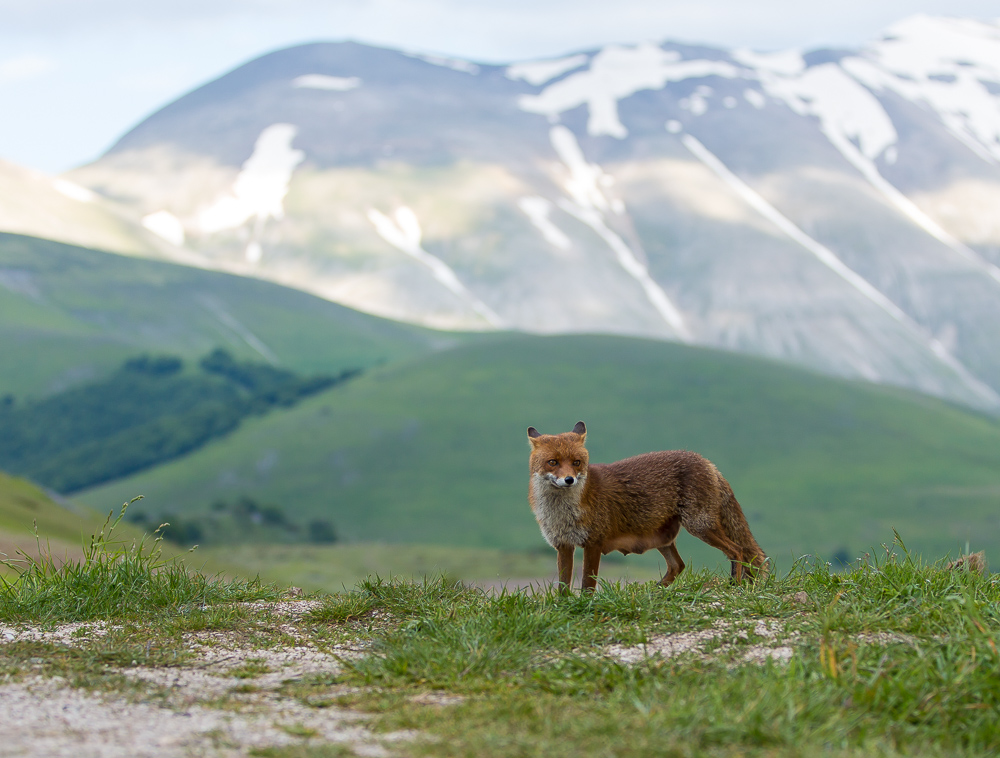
3, 231, 1000, 590
78, 333, 1000, 581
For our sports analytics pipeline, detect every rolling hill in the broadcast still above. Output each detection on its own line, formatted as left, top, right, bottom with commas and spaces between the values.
0, 471, 100, 570
0, 232, 454, 399
76, 333, 1000, 571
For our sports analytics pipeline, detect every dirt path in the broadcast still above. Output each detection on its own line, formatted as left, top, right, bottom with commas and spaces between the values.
0, 600, 415, 758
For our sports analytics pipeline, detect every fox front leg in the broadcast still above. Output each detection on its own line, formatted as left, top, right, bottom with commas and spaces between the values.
557, 545, 574, 592
581, 544, 602, 592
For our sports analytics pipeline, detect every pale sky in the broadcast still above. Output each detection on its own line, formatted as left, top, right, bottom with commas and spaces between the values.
1, 0, 998, 174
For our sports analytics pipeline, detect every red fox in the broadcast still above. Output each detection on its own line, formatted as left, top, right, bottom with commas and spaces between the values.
527, 421, 768, 591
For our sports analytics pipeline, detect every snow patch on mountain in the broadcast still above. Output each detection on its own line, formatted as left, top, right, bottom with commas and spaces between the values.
732, 38, 1000, 286
549, 125, 690, 340
292, 75, 361, 91
732, 48, 805, 77
506, 54, 589, 86
845, 15, 1000, 163
748, 57, 897, 162
681, 131, 1000, 405
52, 179, 96, 203
549, 125, 613, 210
198, 124, 304, 262
142, 210, 185, 246
743, 88, 766, 109
518, 43, 741, 138
367, 206, 504, 328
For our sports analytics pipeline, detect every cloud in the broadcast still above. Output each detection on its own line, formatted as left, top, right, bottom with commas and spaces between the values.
0, 54, 57, 84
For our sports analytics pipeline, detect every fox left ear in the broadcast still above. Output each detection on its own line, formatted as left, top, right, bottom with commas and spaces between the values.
572, 421, 587, 440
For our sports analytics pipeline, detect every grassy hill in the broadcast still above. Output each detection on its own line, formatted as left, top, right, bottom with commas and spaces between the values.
0, 471, 104, 570
77, 333, 1000, 572
0, 232, 452, 399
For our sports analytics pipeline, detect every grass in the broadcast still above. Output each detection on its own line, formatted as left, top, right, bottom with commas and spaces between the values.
0, 497, 281, 623
2, 513, 999, 756
195, 541, 670, 594
0, 231, 448, 399
280, 537, 1000, 757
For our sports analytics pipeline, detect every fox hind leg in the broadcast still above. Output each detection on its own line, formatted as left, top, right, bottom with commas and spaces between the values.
656, 515, 685, 586
690, 526, 748, 582
657, 543, 685, 586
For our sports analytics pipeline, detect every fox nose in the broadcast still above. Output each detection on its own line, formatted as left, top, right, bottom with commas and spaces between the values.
564, 476, 575, 485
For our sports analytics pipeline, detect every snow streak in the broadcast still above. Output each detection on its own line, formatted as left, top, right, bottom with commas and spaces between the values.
367, 207, 504, 329
681, 132, 999, 404
517, 196, 571, 252
550, 126, 691, 341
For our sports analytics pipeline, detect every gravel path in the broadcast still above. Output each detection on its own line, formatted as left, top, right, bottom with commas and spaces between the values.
0, 601, 415, 757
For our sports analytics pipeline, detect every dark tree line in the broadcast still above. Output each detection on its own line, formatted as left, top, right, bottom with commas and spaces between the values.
0, 350, 359, 493
127, 495, 338, 547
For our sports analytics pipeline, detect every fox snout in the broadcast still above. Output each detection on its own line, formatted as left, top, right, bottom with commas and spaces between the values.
545, 472, 581, 488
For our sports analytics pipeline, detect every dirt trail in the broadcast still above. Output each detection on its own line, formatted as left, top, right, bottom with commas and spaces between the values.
0, 600, 415, 758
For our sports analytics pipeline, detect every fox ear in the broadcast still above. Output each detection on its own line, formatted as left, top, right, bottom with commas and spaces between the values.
527, 426, 542, 442
572, 421, 587, 438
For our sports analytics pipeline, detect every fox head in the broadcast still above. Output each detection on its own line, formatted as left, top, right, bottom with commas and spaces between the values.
527, 421, 589, 489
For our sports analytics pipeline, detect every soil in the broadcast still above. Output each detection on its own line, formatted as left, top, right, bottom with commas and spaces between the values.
0, 599, 416, 758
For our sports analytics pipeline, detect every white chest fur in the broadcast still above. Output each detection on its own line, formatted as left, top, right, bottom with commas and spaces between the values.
530, 473, 589, 548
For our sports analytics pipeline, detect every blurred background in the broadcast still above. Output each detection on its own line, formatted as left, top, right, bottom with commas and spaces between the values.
2, 1, 1000, 590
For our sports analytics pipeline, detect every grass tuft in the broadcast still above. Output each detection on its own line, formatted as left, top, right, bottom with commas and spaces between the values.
0, 497, 281, 623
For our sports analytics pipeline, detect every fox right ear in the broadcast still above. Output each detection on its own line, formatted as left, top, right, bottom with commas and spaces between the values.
527, 426, 541, 439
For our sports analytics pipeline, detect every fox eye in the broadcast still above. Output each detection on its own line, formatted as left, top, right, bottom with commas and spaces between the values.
547, 459, 558, 466
573, 460, 581, 467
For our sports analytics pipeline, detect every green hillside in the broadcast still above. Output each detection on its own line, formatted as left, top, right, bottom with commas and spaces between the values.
0, 471, 103, 569
0, 350, 353, 492
77, 334, 1000, 571
0, 232, 452, 398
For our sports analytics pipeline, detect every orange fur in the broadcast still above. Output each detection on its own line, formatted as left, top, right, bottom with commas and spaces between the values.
527, 421, 768, 591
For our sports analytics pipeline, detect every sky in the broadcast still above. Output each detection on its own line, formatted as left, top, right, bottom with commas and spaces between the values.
2, 0, 999, 174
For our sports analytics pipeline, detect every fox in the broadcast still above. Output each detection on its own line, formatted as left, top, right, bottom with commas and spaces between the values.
527, 421, 768, 591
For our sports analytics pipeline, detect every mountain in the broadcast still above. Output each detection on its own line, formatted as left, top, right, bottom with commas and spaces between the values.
76, 333, 1000, 568
64, 15, 1000, 412
0, 158, 178, 259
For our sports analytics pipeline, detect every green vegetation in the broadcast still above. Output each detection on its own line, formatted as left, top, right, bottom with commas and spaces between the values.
0, 232, 450, 399
285, 541, 1000, 757
0, 349, 352, 492
2, 517, 999, 756
0, 471, 94, 548
80, 333, 1000, 572
130, 495, 338, 547
0, 499, 280, 623
196, 541, 662, 594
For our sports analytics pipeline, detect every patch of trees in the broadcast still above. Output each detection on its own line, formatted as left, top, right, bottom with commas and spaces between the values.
126, 495, 338, 547
0, 350, 359, 493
